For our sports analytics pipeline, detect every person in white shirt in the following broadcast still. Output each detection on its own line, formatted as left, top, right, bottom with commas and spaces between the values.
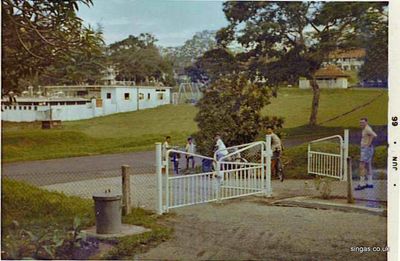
214, 134, 228, 161
162, 136, 179, 174
162, 136, 172, 160
185, 137, 196, 170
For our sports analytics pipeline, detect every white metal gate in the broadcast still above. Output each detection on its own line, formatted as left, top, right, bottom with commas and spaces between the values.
156, 136, 273, 214
308, 129, 349, 180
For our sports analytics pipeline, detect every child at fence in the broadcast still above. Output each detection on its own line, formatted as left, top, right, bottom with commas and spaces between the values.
185, 137, 196, 170
214, 134, 228, 161
355, 118, 377, 191
214, 134, 228, 184
163, 136, 180, 175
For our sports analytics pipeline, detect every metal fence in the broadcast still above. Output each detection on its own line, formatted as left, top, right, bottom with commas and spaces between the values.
157, 138, 272, 214
2, 166, 158, 212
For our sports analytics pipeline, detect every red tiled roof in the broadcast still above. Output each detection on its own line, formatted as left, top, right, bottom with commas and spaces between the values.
329, 49, 366, 59
314, 65, 350, 78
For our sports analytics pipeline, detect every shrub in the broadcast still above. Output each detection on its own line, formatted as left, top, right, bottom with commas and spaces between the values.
193, 74, 283, 156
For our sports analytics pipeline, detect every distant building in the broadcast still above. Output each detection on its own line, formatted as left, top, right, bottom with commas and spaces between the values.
299, 65, 350, 89
1, 85, 171, 122
324, 49, 366, 71
2, 66, 172, 122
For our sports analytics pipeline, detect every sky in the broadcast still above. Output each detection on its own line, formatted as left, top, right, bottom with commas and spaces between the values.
77, 0, 228, 47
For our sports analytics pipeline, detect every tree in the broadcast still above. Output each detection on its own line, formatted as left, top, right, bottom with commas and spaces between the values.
185, 48, 239, 83
358, 9, 388, 83
193, 74, 283, 156
217, 1, 388, 126
2, 0, 104, 92
38, 25, 106, 85
161, 30, 217, 76
107, 35, 175, 85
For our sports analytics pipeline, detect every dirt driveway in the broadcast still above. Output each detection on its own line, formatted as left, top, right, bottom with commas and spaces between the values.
137, 197, 387, 261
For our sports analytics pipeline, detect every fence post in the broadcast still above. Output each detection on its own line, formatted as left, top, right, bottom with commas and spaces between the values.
342, 129, 349, 181
265, 135, 272, 197
216, 161, 221, 202
121, 165, 131, 215
347, 157, 354, 203
156, 142, 163, 215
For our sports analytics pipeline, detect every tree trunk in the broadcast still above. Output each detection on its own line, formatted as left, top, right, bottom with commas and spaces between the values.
309, 77, 320, 126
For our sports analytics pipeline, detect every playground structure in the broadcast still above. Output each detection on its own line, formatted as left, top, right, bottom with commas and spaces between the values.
173, 82, 204, 104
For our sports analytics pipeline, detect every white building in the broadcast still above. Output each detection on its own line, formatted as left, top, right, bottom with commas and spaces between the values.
324, 49, 366, 71
299, 65, 350, 89
1, 85, 171, 122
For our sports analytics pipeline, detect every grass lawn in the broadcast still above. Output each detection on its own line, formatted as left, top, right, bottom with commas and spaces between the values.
1, 178, 172, 259
262, 88, 387, 128
2, 88, 387, 163
2, 104, 198, 162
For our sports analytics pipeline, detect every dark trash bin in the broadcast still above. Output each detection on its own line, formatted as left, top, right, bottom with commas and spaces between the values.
202, 159, 213, 172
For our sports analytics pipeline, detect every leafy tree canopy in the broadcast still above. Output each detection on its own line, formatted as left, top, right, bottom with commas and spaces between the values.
193, 73, 283, 156
216, 1, 387, 125
161, 30, 217, 75
107, 34, 175, 86
2, 0, 104, 92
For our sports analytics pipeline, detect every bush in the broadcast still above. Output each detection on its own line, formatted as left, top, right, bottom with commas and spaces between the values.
193, 74, 283, 156
1, 179, 95, 259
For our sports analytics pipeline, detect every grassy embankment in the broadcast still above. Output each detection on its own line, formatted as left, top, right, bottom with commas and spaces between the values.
2, 88, 387, 163
1, 178, 172, 259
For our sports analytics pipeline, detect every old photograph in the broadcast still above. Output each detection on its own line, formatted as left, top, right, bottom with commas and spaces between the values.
1, 1, 393, 260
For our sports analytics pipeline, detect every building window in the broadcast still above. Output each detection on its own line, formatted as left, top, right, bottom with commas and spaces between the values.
23, 106, 27, 110
14, 106, 17, 110
147, 93, 151, 100
157, 93, 164, 100
28, 106, 31, 110
34, 106, 37, 111
124, 93, 130, 100
139, 93, 144, 100
107, 93, 111, 99
19, 106, 22, 110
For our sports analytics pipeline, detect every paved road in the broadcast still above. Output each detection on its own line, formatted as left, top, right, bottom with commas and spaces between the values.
2, 151, 155, 185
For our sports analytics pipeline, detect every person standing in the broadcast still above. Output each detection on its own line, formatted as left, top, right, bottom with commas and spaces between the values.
266, 126, 283, 181
185, 137, 196, 170
162, 136, 171, 159
163, 136, 179, 175
214, 134, 228, 161
355, 118, 378, 190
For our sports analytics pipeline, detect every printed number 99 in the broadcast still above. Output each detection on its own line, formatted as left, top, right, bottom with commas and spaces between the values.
392, 116, 398, 126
